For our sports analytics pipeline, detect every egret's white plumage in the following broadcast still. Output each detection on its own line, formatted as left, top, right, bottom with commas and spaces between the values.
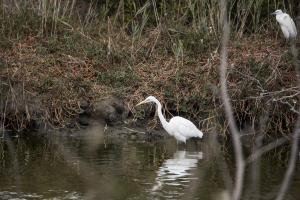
136, 96, 203, 143
271, 9, 297, 39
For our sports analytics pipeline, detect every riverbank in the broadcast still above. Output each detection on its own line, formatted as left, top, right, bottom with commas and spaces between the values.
0, 1, 299, 136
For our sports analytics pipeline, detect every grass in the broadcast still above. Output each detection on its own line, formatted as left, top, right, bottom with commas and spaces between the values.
0, 0, 299, 136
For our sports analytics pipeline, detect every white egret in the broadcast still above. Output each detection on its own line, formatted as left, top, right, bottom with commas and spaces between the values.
136, 96, 203, 143
271, 9, 297, 40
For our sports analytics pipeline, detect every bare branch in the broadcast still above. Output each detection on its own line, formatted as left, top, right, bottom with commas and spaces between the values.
275, 117, 300, 200
219, 1, 245, 200
246, 137, 288, 164
275, 41, 300, 200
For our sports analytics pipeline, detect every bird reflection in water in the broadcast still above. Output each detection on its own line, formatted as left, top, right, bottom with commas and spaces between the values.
150, 150, 203, 199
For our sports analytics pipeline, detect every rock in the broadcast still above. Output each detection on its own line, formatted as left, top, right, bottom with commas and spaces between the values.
79, 99, 90, 113
80, 97, 129, 125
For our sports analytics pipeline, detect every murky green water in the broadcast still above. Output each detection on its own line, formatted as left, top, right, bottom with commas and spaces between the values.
0, 123, 299, 200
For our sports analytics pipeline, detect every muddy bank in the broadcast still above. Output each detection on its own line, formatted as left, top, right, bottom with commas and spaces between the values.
0, 95, 130, 133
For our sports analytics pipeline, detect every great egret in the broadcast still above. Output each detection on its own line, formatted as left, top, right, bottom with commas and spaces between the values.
271, 9, 297, 40
136, 96, 203, 143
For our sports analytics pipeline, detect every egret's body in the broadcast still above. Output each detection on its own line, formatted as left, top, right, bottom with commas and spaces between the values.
271, 9, 297, 40
136, 96, 203, 143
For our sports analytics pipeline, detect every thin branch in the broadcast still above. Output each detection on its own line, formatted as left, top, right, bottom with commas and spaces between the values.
219, 1, 245, 200
275, 116, 300, 200
275, 41, 300, 200
246, 136, 288, 164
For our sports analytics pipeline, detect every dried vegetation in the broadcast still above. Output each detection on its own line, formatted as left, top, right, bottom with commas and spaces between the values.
0, 0, 299, 135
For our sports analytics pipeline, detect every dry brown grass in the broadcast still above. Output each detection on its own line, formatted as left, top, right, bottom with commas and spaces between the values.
0, 1, 298, 135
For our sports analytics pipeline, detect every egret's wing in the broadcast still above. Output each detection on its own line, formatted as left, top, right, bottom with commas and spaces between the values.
170, 117, 202, 139
290, 17, 297, 35
282, 14, 297, 37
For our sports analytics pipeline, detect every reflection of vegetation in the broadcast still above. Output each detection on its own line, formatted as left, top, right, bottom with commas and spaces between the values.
0, 132, 297, 199
0, 132, 173, 199
0, 1, 298, 135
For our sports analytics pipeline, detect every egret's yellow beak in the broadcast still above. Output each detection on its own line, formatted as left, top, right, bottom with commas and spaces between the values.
136, 100, 147, 107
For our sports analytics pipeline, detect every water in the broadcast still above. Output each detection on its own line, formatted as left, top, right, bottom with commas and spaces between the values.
0, 123, 299, 200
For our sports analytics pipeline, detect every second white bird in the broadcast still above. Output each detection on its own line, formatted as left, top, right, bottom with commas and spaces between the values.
271, 9, 297, 40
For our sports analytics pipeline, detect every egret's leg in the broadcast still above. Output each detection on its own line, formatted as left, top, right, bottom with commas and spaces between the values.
194, 139, 199, 151
283, 38, 292, 47
285, 38, 289, 46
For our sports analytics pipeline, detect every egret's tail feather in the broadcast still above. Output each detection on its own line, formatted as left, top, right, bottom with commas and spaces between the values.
198, 131, 203, 138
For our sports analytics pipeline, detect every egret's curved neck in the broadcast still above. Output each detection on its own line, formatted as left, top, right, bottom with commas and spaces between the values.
153, 99, 169, 129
